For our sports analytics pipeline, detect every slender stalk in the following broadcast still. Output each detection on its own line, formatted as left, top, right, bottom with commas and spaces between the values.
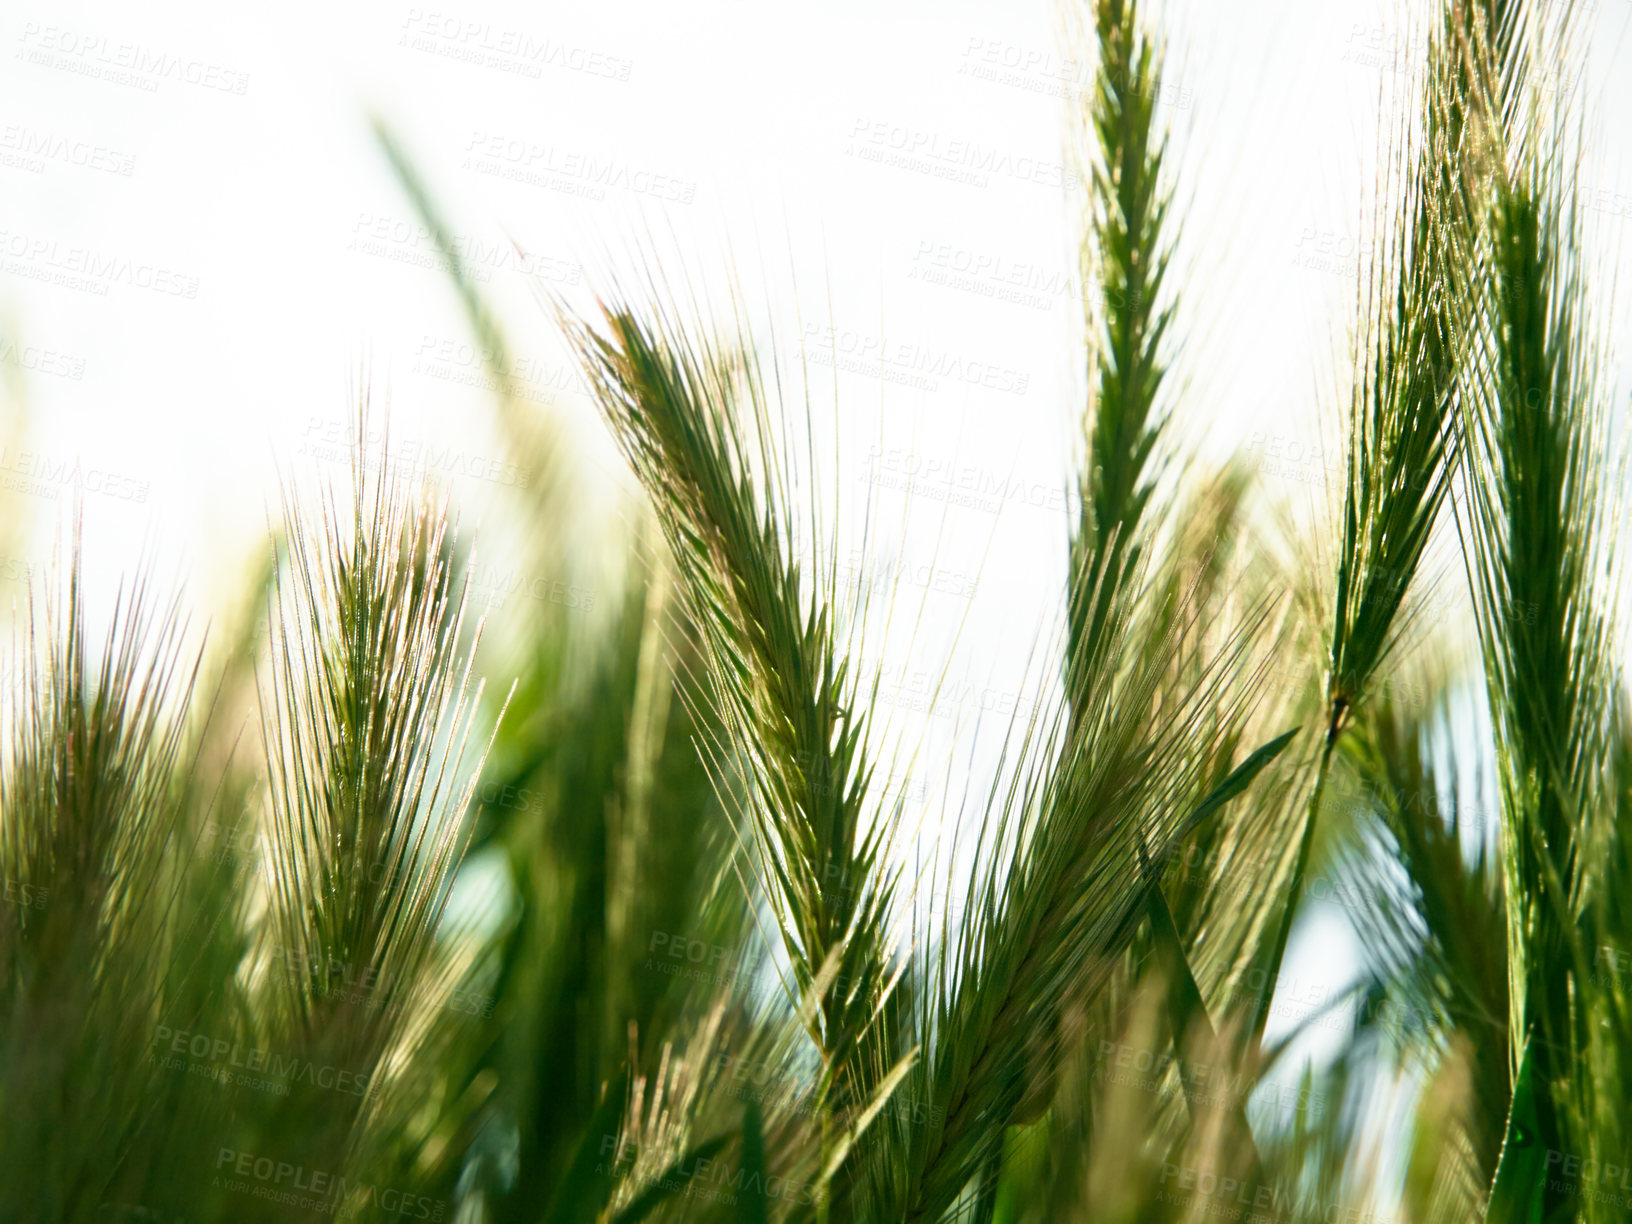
1246, 0, 1512, 1055
1250, 738, 1336, 1049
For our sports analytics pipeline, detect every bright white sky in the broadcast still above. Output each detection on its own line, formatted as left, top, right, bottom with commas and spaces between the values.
4, 0, 1632, 1185
3, 0, 1628, 620
3, 0, 1622, 588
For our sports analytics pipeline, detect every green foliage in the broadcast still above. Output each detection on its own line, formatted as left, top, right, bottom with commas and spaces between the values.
0, 0, 1625, 1221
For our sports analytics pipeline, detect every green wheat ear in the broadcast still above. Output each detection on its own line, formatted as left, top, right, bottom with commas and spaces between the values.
0, 534, 209, 1223
1059, 0, 1290, 1194
1246, 0, 1544, 1059
562, 278, 917, 1220
253, 398, 506, 1202
1458, 84, 1621, 1224
1067, 0, 1178, 700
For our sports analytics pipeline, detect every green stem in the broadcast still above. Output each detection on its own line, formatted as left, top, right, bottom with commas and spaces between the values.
818, 1103, 835, 1224
1249, 735, 1338, 1057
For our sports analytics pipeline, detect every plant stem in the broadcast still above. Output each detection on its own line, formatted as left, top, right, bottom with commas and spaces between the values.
1250, 735, 1337, 1056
